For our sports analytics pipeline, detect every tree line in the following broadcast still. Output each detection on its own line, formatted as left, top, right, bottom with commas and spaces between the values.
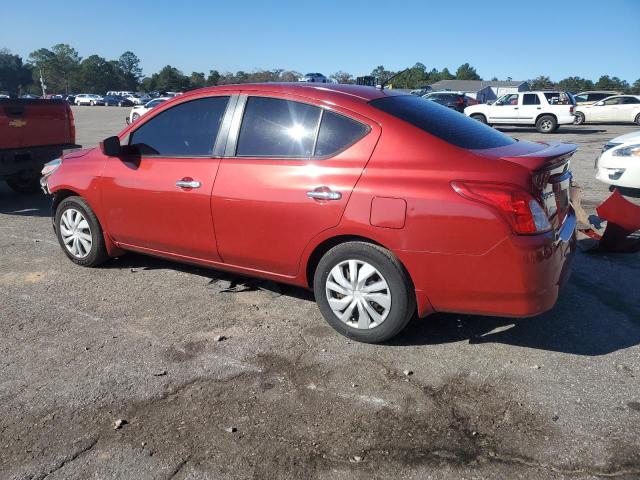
1, 44, 639, 95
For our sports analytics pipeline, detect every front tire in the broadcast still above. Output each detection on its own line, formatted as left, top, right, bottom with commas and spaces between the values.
635, 113, 640, 126
574, 112, 586, 125
536, 115, 557, 133
471, 113, 487, 124
313, 242, 415, 343
131, 112, 140, 122
90, 101, 95, 106
55, 196, 108, 267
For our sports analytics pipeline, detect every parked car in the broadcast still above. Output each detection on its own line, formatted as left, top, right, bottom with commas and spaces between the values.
20, 94, 41, 99
595, 130, 640, 189
422, 91, 469, 113
573, 91, 620, 105
125, 97, 169, 124
65, 94, 76, 104
42, 84, 577, 343
464, 91, 575, 133
106, 91, 134, 97
299, 73, 329, 83
75, 94, 104, 106
410, 87, 432, 96
103, 95, 134, 107
0, 98, 78, 192
574, 95, 640, 125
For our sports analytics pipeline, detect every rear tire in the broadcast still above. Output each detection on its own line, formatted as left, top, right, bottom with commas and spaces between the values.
55, 196, 109, 267
635, 113, 640, 126
536, 115, 557, 133
313, 242, 415, 343
6, 171, 41, 194
90, 101, 95, 106
574, 112, 586, 125
471, 113, 487, 124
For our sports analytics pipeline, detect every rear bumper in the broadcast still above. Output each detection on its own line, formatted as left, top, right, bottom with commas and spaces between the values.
0, 144, 79, 178
557, 114, 576, 125
399, 210, 577, 318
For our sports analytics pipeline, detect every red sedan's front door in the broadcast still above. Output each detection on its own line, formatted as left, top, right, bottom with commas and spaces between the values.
102, 156, 222, 261
211, 95, 380, 277
101, 94, 232, 262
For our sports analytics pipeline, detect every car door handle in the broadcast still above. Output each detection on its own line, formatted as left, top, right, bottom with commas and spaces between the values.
306, 189, 342, 201
513, 107, 518, 110
176, 179, 201, 189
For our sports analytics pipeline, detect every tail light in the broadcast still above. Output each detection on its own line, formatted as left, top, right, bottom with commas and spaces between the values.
452, 181, 551, 235
66, 103, 76, 143
456, 96, 465, 105
569, 106, 574, 113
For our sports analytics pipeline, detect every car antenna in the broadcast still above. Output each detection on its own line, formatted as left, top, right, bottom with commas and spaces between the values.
378, 68, 410, 90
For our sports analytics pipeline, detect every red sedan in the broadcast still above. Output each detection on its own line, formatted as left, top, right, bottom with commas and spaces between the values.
42, 83, 577, 343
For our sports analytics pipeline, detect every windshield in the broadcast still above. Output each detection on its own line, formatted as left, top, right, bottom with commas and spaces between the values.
370, 95, 516, 150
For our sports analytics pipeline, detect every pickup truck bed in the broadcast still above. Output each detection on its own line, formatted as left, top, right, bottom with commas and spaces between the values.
1, 99, 80, 193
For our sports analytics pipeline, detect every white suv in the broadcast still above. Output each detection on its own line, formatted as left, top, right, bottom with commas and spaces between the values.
75, 94, 104, 106
464, 91, 575, 133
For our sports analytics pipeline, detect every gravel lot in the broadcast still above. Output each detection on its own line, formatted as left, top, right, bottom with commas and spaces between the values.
1, 105, 639, 479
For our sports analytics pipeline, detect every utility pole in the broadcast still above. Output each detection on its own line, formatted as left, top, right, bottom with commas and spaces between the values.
39, 68, 47, 97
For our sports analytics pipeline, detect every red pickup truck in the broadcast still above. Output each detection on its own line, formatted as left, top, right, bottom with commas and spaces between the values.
1, 99, 79, 193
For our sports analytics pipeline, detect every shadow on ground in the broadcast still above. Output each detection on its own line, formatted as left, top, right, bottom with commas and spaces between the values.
101, 246, 640, 358
0, 184, 50, 217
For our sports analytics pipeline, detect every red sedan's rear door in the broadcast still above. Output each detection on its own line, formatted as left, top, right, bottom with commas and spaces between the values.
211, 94, 380, 277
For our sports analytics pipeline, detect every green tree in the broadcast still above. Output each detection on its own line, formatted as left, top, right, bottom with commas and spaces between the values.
188, 71, 206, 89
439, 67, 455, 80
370, 65, 395, 85
0, 49, 32, 94
556, 76, 594, 93
279, 70, 300, 82
28, 44, 81, 94
632, 79, 640, 95
455, 63, 481, 80
330, 70, 354, 84
595, 75, 629, 92
529, 75, 555, 90
117, 51, 142, 91
206, 70, 220, 86
73, 55, 119, 93
151, 65, 190, 91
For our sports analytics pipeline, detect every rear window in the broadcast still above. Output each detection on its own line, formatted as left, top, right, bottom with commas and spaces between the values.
543, 92, 572, 105
370, 95, 515, 150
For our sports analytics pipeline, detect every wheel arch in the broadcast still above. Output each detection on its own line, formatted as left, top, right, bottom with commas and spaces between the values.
304, 234, 415, 291
535, 112, 557, 124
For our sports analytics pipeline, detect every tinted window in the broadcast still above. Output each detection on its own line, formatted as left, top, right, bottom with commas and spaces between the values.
544, 92, 571, 105
370, 95, 516, 150
315, 111, 369, 157
237, 97, 321, 157
523, 93, 541, 105
129, 96, 229, 156
604, 97, 622, 105
621, 97, 640, 104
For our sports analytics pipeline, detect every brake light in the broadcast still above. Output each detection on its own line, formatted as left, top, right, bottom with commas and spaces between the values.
452, 181, 551, 235
66, 103, 76, 143
570, 106, 574, 113
456, 96, 464, 104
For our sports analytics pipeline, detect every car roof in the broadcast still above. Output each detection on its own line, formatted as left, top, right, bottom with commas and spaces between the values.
184, 83, 405, 103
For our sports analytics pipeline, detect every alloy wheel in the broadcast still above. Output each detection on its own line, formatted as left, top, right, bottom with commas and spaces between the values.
59, 208, 92, 259
325, 260, 391, 329
540, 119, 553, 131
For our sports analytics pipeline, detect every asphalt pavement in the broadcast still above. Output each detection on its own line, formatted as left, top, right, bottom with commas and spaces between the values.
1, 105, 639, 479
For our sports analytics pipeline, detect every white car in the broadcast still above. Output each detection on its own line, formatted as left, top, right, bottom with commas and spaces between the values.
75, 94, 104, 106
464, 91, 575, 133
595, 130, 640, 189
298, 73, 328, 83
574, 95, 640, 126
126, 97, 170, 124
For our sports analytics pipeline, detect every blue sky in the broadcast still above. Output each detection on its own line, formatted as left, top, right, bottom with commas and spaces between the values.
1, 0, 639, 82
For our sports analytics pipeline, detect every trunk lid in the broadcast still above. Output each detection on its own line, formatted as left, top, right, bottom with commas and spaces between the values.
474, 140, 577, 230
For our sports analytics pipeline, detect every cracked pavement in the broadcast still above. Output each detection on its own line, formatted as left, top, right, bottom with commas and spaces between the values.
0, 107, 639, 479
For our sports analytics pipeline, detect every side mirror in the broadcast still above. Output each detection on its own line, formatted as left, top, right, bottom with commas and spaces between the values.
494, 101, 503, 106
487, 100, 495, 105
595, 101, 604, 106
100, 136, 121, 157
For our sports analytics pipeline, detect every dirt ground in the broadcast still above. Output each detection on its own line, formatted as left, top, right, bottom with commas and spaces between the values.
1, 106, 639, 479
